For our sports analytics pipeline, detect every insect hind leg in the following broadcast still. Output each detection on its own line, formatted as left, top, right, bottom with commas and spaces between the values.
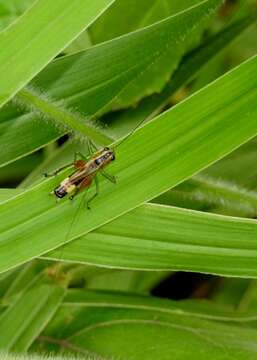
86, 176, 99, 210
87, 139, 98, 154
44, 162, 73, 178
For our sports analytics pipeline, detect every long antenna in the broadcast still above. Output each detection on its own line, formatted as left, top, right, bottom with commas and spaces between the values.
113, 114, 150, 149
54, 188, 89, 275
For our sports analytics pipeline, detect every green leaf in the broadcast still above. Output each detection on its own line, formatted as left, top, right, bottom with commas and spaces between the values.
0, 0, 116, 108
0, 189, 21, 203
46, 203, 257, 277
16, 88, 112, 146
1, 53, 257, 275
90, 0, 221, 109
129, 14, 257, 122
0, 0, 36, 31
0, 284, 65, 351
90, 0, 205, 42
0, 0, 223, 167
41, 289, 257, 359
63, 289, 257, 324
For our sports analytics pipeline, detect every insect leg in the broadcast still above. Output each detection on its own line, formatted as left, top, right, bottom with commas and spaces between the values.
88, 139, 98, 152
44, 162, 73, 177
101, 170, 117, 184
86, 175, 99, 210
74, 137, 97, 162
74, 151, 88, 161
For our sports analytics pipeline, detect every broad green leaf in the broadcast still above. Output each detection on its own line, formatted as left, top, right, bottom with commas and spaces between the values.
125, 14, 257, 123
90, 0, 221, 109
0, 0, 223, 167
1, 53, 257, 275
29, 0, 221, 115
0, 0, 116, 108
0, 189, 21, 202
47, 203, 257, 277
90, 0, 205, 42
41, 290, 257, 359
0, 284, 65, 351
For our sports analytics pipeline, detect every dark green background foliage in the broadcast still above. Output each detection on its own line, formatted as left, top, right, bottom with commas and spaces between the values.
0, 0, 257, 359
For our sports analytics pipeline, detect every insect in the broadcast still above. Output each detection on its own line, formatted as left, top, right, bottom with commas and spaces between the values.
45, 144, 116, 209
45, 116, 147, 270
45, 112, 147, 209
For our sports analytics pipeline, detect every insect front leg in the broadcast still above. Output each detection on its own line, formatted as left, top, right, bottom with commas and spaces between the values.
86, 175, 99, 210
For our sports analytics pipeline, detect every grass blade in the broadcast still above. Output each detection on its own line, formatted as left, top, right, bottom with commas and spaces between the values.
0, 0, 115, 108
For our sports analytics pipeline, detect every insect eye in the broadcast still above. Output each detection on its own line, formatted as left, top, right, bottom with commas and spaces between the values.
104, 147, 110, 151
95, 158, 101, 165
